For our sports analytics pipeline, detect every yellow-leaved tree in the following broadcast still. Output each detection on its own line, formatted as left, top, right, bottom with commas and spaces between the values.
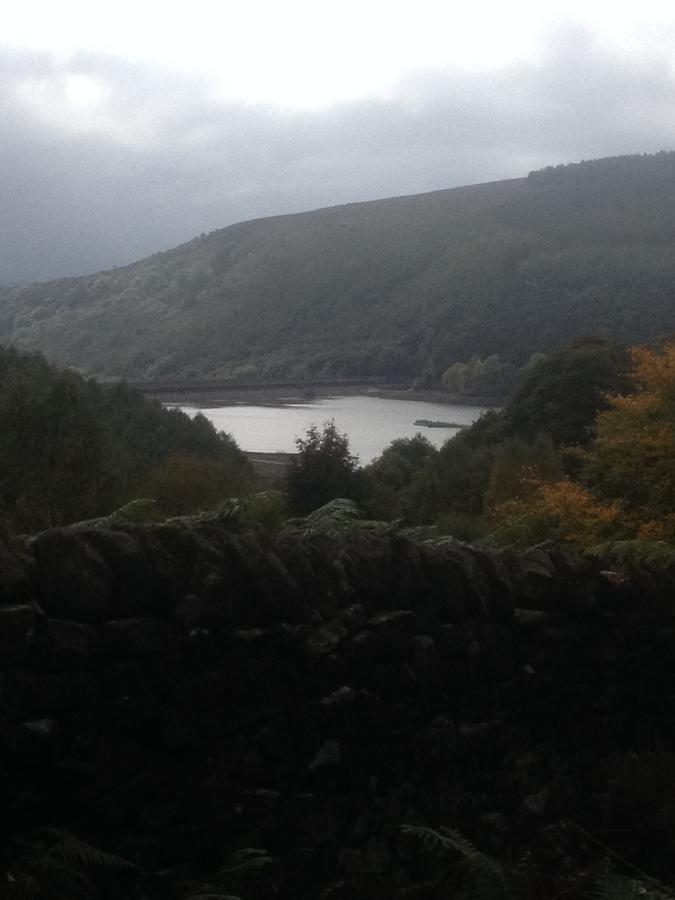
489, 477, 624, 548
490, 341, 675, 548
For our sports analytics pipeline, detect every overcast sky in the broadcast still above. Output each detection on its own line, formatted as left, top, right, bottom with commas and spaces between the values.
2, 0, 675, 283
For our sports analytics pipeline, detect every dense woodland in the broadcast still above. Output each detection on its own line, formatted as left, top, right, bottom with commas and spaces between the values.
2, 152, 675, 384
302, 334, 675, 563
291, 336, 638, 543
6, 333, 675, 573
0, 348, 251, 533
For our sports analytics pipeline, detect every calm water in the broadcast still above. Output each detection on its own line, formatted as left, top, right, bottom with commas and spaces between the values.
179, 396, 488, 465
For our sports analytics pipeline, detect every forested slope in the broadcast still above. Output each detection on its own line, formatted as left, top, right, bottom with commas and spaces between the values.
0, 348, 251, 532
2, 152, 675, 380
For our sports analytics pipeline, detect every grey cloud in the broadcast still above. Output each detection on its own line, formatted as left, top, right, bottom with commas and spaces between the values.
2, 29, 675, 283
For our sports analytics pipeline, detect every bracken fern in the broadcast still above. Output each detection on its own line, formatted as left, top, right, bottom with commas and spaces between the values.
401, 824, 519, 900
181, 848, 275, 900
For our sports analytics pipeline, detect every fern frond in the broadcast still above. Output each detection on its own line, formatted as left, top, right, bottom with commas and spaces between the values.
181, 848, 273, 900
181, 879, 243, 900
214, 848, 274, 891
588, 539, 675, 574
182, 893, 242, 900
586, 860, 675, 900
401, 825, 514, 900
43, 828, 140, 871
220, 848, 270, 863
29, 858, 98, 900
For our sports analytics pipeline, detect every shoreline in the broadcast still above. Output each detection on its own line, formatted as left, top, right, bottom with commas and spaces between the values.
245, 450, 296, 481
148, 382, 502, 409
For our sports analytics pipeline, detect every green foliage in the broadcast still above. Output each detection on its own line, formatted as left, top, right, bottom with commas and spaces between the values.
181, 848, 275, 900
233, 489, 289, 533
442, 354, 522, 399
401, 824, 521, 900
587, 539, 675, 574
503, 337, 631, 447
353, 338, 634, 545
360, 435, 438, 522
402, 823, 675, 900
5, 828, 140, 900
359, 415, 499, 533
486, 339, 675, 551
283, 498, 398, 540
588, 865, 675, 900
0, 350, 108, 530
363, 426, 496, 531
173, 491, 289, 534
286, 421, 358, 514
3, 153, 675, 383
461, 409, 509, 448
0, 347, 251, 532
431, 435, 496, 518
434, 509, 485, 541
483, 437, 562, 510
142, 452, 249, 516
91, 497, 162, 526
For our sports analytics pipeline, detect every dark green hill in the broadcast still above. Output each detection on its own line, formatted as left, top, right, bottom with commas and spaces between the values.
2, 151, 675, 381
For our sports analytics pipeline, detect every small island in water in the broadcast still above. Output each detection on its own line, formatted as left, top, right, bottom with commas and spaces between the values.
414, 418, 466, 429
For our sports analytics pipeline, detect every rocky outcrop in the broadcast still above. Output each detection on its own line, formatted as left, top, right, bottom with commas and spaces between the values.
1, 516, 675, 897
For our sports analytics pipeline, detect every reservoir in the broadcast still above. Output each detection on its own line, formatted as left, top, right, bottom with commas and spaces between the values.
178, 395, 488, 465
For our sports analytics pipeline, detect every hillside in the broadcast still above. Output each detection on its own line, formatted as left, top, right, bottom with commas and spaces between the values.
2, 152, 675, 381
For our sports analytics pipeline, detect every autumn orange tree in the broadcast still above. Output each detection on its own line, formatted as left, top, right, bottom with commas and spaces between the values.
490, 341, 675, 548
489, 477, 624, 547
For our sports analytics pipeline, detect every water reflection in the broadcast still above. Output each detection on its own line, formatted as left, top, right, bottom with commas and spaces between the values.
179, 395, 488, 465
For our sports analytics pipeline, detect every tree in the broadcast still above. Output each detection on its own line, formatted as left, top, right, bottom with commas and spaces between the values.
490, 340, 675, 548
361, 435, 437, 522
483, 436, 562, 510
441, 354, 519, 398
580, 342, 675, 533
504, 337, 631, 447
0, 347, 252, 532
489, 477, 623, 548
0, 357, 108, 530
287, 421, 357, 514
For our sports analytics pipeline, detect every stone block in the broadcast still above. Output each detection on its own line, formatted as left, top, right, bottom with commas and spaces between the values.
0, 603, 35, 661
304, 620, 349, 657
102, 617, 181, 658
339, 603, 367, 634
1, 669, 98, 716
309, 739, 342, 772
82, 528, 156, 615
30, 528, 113, 622
479, 624, 514, 681
30, 619, 99, 669
172, 593, 210, 630
434, 624, 471, 661
365, 662, 416, 696
367, 610, 415, 661
341, 630, 380, 673
413, 635, 441, 684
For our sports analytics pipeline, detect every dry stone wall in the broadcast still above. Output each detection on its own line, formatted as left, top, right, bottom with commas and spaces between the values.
1, 517, 675, 897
